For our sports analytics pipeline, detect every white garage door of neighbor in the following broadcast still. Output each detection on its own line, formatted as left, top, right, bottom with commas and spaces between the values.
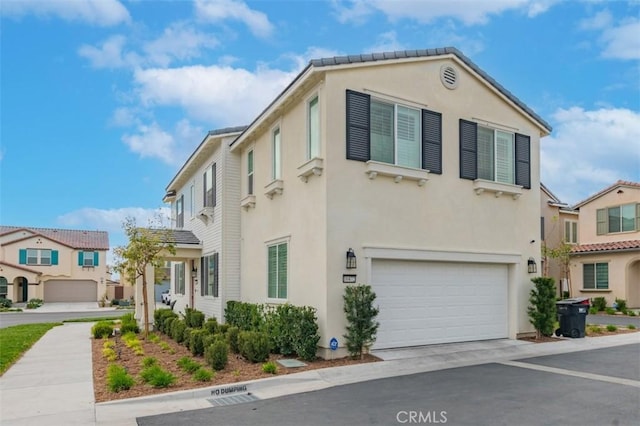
371, 260, 508, 349
44, 280, 97, 302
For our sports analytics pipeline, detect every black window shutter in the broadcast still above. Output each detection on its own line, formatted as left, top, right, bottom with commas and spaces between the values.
346, 90, 370, 162
213, 253, 219, 298
459, 119, 477, 180
515, 133, 531, 189
422, 109, 442, 174
202, 173, 207, 207
200, 257, 205, 295
212, 163, 217, 207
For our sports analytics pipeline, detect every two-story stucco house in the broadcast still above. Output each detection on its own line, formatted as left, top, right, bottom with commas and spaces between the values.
569, 181, 640, 308
540, 183, 579, 297
0, 226, 109, 303
162, 48, 552, 357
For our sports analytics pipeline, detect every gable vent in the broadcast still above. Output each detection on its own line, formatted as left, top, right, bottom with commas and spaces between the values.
440, 64, 459, 89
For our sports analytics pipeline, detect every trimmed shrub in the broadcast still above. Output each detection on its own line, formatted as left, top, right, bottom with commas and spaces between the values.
182, 327, 194, 348
205, 340, 229, 371
107, 364, 135, 392
163, 317, 177, 335
628, 324, 637, 330
605, 307, 616, 315
188, 329, 209, 356
204, 317, 219, 334
185, 308, 205, 329
171, 320, 187, 343
0, 299, 13, 308
193, 368, 213, 382
225, 301, 264, 331
140, 365, 176, 388
262, 361, 277, 374
589, 307, 598, 315
238, 331, 271, 363
592, 297, 607, 312
218, 324, 229, 334
527, 277, 556, 339
26, 298, 44, 309
92, 321, 114, 339
606, 324, 618, 332
226, 326, 240, 353
292, 306, 320, 361
588, 325, 602, 334
120, 320, 140, 334
177, 356, 201, 374
614, 298, 627, 312
628, 311, 637, 317
343, 284, 380, 359
154, 309, 178, 333
263, 304, 296, 355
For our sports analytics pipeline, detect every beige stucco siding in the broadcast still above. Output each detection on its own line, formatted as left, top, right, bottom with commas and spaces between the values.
578, 187, 640, 243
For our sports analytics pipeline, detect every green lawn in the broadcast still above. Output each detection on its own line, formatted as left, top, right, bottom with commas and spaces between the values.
0, 323, 61, 375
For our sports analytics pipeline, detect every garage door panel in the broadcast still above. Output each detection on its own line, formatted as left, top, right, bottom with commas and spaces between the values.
44, 280, 97, 302
372, 260, 508, 349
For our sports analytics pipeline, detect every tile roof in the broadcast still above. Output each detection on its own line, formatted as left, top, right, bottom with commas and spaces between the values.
574, 180, 640, 208
571, 240, 640, 254
0, 226, 109, 250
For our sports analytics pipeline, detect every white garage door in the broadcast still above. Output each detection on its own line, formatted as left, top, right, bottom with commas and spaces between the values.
371, 260, 508, 349
44, 280, 97, 302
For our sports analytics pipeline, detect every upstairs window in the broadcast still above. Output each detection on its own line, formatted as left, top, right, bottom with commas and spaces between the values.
564, 220, 578, 244
20, 249, 58, 266
79, 251, 98, 267
597, 203, 640, 235
203, 164, 216, 208
190, 184, 195, 218
272, 127, 281, 180
308, 96, 320, 159
247, 150, 254, 195
176, 194, 184, 228
346, 90, 442, 173
460, 119, 531, 189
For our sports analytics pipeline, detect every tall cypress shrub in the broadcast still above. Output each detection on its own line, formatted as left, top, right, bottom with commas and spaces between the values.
343, 284, 379, 359
527, 277, 557, 338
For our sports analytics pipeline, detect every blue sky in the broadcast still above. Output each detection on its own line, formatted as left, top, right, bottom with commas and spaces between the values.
1, 0, 639, 262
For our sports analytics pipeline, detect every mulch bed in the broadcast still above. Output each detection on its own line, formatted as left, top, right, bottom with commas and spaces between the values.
92, 333, 379, 403
518, 328, 638, 343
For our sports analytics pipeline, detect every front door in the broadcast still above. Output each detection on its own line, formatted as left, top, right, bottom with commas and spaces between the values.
21, 277, 28, 302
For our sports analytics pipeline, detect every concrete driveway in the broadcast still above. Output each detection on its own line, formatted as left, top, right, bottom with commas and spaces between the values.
31, 302, 118, 313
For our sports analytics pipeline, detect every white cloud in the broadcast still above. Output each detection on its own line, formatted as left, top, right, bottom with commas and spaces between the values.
58, 207, 171, 234
541, 107, 640, 205
366, 31, 405, 53
132, 64, 298, 127
78, 35, 140, 69
194, 0, 273, 38
600, 18, 640, 60
579, 9, 613, 31
143, 22, 219, 67
1, 0, 130, 26
122, 120, 204, 165
333, 0, 555, 26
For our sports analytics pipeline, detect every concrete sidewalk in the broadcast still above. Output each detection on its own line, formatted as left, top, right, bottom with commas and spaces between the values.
1, 323, 638, 426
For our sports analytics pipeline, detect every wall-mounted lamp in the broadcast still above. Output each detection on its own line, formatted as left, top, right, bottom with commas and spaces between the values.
191, 267, 198, 279
346, 248, 357, 269
527, 257, 537, 274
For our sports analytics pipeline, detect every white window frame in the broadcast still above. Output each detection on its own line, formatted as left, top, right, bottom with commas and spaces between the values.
26, 249, 38, 265
189, 184, 195, 218
564, 220, 578, 244
477, 126, 515, 185
272, 126, 281, 180
267, 239, 289, 301
40, 249, 52, 265
307, 95, 320, 160
83, 251, 95, 267
247, 149, 254, 195
176, 194, 184, 228
370, 98, 422, 169
201, 254, 217, 297
174, 262, 185, 295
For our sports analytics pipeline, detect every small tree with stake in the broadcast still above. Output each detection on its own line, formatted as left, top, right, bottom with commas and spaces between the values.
343, 284, 379, 359
527, 277, 557, 339
114, 216, 175, 339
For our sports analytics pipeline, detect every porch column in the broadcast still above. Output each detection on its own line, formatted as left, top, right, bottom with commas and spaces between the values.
134, 264, 156, 330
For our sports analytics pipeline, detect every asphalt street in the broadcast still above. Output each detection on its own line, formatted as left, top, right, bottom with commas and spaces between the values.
586, 314, 640, 327
138, 343, 640, 426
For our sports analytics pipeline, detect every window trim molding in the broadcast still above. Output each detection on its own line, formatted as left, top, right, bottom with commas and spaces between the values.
271, 124, 282, 181
266, 237, 290, 301
473, 179, 523, 199
297, 157, 324, 182
307, 93, 320, 161
365, 160, 429, 186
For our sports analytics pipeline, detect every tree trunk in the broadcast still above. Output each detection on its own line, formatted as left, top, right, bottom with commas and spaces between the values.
141, 270, 149, 339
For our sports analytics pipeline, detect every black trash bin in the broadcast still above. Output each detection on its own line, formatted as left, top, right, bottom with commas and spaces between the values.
555, 297, 590, 338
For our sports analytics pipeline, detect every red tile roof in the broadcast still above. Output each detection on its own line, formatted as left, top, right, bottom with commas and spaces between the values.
0, 226, 109, 250
571, 240, 640, 254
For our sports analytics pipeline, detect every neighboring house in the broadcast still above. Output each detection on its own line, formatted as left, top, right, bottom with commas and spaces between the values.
569, 181, 640, 308
540, 183, 578, 297
0, 226, 109, 303
161, 48, 552, 357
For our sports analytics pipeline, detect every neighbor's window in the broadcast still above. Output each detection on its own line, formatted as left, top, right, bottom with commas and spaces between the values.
201, 253, 218, 297
247, 150, 254, 195
370, 100, 421, 169
27, 249, 38, 265
267, 242, 288, 299
583, 263, 608, 290
81, 251, 97, 267
0, 277, 7, 297
597, 203, 639, 235
272, 127, 281, 180
564, 220, 578, 244
478, 126, 515, 184
308, 96, 320, 159
176, 194, 184, 228
175, 262, 185, 295
203, 164, 216, 208
40, 249, 52, 265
